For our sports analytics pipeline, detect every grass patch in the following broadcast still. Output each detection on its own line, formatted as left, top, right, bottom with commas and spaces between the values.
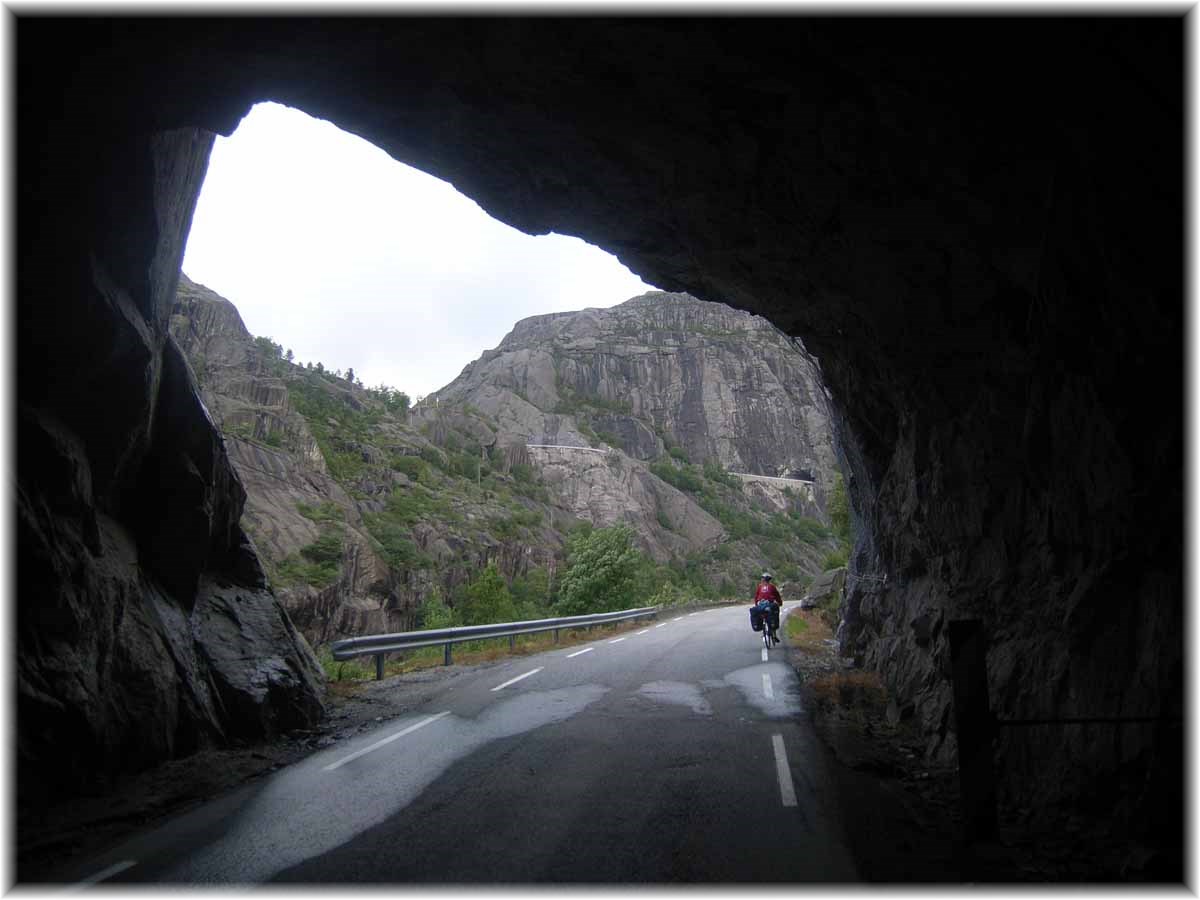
315, 620, 652, 682
787, 608, 833, 653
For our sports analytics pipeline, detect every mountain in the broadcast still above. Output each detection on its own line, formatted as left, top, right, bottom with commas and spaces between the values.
170, 276, 844, 646
432, 291, 838, 509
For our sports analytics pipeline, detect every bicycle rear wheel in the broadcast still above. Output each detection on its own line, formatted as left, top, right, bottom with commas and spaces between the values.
763, 622, 772, 650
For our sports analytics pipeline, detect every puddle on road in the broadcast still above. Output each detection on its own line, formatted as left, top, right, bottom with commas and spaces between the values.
159, 684, 610, 883
477, 684, 611, 739
724, 663, 803, 718
634, 680, 713, 716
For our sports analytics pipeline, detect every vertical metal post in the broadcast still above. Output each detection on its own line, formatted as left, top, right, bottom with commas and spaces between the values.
444, 642, 453, 666
554, 628, 560, 644
948, 619, 998, 842
375, 653, 385, 681
509, 635, 516, 651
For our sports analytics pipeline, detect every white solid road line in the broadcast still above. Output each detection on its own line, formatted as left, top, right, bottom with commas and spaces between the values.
772, 735, 798, 807
567, 647, 595, 658
491, 667, 545, 692
68, 860, 137, 889
762, 673, 774, 700
608, 637, 627, 644
324, 711, 452, 771
636, 630, 650, 635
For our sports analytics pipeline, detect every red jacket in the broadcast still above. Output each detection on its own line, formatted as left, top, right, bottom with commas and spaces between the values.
754, 582, 782, 605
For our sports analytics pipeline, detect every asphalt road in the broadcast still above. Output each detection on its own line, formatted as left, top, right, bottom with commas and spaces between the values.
54, 604, 859, 885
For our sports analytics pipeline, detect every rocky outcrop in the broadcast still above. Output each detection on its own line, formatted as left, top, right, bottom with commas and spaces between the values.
170, 280, 841, 645
18, 18, 1180, 862
16, 136, 325, 806
530, 447, 726, 560
435, 292, 838, 517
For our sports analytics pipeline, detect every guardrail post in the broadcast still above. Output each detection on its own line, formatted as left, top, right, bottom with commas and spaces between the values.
509, 635, 516, 651
949, 619, 997, 842
554, 628, 560, 643
375, 653, 385, 681
444, 642, 453, 666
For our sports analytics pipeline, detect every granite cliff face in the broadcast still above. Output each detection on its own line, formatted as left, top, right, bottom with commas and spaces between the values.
435, 291, 837, 505
170, 280, 843, 646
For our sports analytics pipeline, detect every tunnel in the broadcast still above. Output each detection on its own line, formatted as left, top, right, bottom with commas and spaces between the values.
15, 15, 1182, 875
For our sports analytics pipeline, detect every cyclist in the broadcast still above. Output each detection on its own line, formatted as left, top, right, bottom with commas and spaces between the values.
753, 572, 782, 642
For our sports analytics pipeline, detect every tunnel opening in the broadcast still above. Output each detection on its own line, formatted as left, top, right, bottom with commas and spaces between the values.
16, 15, 1184, 883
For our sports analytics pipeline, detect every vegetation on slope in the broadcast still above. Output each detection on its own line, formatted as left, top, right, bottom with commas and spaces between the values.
240, 330, 843, 640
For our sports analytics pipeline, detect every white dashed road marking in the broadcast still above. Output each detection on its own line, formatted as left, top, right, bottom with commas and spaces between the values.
608, 637, 627, 644
655, 623, 667, 629
491, 668, 544, 692
636, 630, 650, 636
672, 616, 684, 621
325, 711, 452, 771
772, 734, 798, 807
761, 648, 768, 663
762, 673, 774, 700
69, 860, 137, 889
567, 647, 595, 659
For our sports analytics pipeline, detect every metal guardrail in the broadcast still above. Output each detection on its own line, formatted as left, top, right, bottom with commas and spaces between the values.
330, 606, 661, 680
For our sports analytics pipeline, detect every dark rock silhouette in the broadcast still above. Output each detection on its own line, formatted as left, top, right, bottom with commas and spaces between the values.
16, 17, 1181, 877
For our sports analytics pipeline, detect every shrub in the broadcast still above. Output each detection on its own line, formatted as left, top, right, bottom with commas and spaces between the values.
274, 524, 343, 588
656, 506, 674, 531
391, 455, 426, 481
511, 568, 553, 615
556, 525, 643, 615
297, 500, 344, 523
828, 471, 851, 545
821, 547, 849, 571
649, 460, 705, 495
702, 460, 740, 489
460, 563, 517, 626
300, 526, 344, 565
418, 586, 457, 630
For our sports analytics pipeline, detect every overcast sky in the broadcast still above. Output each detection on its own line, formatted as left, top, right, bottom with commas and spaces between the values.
182, 101, 658, 399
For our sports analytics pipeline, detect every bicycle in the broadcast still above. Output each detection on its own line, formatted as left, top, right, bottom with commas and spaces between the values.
753, 601, 780, 650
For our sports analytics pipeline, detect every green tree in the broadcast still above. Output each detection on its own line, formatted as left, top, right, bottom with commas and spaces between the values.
460, 563, 517, 626
556, 525, 643, 615
418, 586, 457, 630
253, 335, 283, 358
828, 471, 851, 546
511, 567, 552, 618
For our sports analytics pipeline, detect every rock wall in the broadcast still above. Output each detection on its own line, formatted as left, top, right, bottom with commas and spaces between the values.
17, 128, 325, 804
16, 17, 1181, 851
435, 292, 839, 517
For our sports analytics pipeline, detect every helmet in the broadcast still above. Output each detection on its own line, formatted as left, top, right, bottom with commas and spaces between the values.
762, 572, 773, 581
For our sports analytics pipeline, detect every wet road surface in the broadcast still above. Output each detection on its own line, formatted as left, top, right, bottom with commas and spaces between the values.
54, 605, 859, 884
